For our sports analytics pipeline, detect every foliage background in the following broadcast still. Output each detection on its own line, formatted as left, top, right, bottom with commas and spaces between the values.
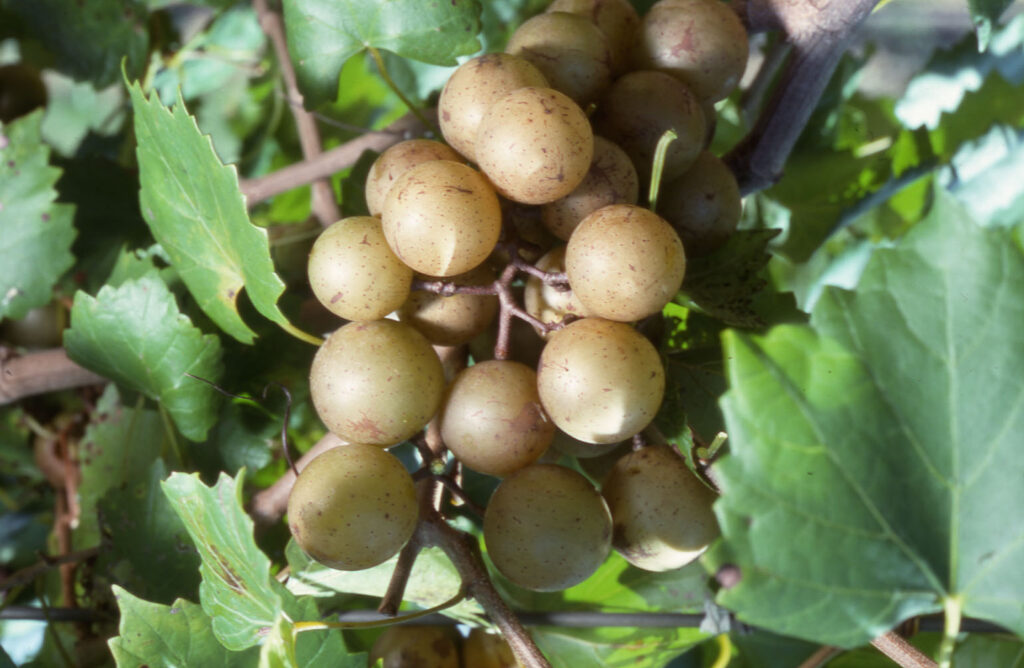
0, 0, 1022, 666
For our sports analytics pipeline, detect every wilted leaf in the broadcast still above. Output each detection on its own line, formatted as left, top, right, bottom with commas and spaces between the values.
0, 111, 76, 320
706, 190, 1024, 646
65, 275, 224, 441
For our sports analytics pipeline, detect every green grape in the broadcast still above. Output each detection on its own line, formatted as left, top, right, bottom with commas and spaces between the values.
537, 318, 664, 444
657, 150, 742, 256
476, 87, 593, 205
398, 264, 498, 346
307, 216, 412, 322
565, 204, 685, 322
382, 160, 502, 277
602, 445, 719, 571
506, 12, 612, 106
438, 53, 549, 164
287, 444, 418, 571
309, 320, 444, 446
540, 136, 639, 242
440, 360, 554, 476
365, 139, 462, 217
634, 0, 749, 103
483, 464, 612, 591
369, 626, 460, 667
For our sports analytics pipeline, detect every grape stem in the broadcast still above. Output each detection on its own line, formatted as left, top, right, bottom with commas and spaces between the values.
870, 631, 938, 668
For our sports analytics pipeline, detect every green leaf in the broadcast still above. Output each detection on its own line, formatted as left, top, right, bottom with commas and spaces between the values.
40, 72, 126, 158
128, 81, 313, 345
64, 275, 224, 441
968, 0, 1014, 51
285, 540, 487, 626
98, 459, 201, 605
706, 190, 1024, 646
0, 111, 76, 320
681, 230, 794, 329
4, 0, 148, 86
531, 625, 706, 668
75, 384, 165, 550
282, 0, 483, 108
162, 471, 284, 651
108, 585, 259, 667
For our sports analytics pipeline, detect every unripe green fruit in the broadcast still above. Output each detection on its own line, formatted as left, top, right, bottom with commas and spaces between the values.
287, 445, 418, 571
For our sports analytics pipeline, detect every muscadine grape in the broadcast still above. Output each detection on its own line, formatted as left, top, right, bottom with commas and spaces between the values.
382, 160, 502, 277
438, 53, 549, 164
540, 136, 639, 241
592, 70, 705, 184
461, 629, 519, 668
307, 216, 412, 321
566, 204, 685, 322
602, 445, 719, 571
537, 318, 664, 444
369, 625, 460, 668
440, 360, 554, 476
398, 264, 498, 346
523, 245, 589, 336
309, 320, 444, 446
476, 87, 593, 205
287, 444, 418, 571
483, 464, 612, 591
547, 0, 640, 76
657, 150, 742, 256
506, 12, 612, 106
634, 0, 749, 103
365, 139, 462, 217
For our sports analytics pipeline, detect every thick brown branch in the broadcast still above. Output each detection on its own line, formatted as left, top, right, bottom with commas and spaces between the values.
726, 0, 881, 194
0, 348, 106, 405
239, 111, 433, 207
871, 631, 938, 668
253, 0, 339, 226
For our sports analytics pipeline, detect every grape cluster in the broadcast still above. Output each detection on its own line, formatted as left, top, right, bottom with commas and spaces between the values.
289, 0, 745, 598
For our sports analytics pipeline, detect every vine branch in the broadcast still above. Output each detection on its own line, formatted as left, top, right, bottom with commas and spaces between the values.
0, 348, 106, 405
726, 0, 882, 194
253, 0, 339, 226
871, 631, 938, 668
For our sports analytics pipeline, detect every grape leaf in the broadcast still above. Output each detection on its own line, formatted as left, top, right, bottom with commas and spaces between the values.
162, 471, 284, 651
285, 541, 487, 626
4, 0, 148, 86
705, 190, 1024, 646
64, 275, 224, 441
108, 585, 259, 667
97, 459, 201, 605
281, 0, 483, 108
531, 626, 706, 668
968, 0, 1014, 51
680, 230, 775, 327
75, 385, 166, 550
128, 81, 313, 345
0, 111, 76, 320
